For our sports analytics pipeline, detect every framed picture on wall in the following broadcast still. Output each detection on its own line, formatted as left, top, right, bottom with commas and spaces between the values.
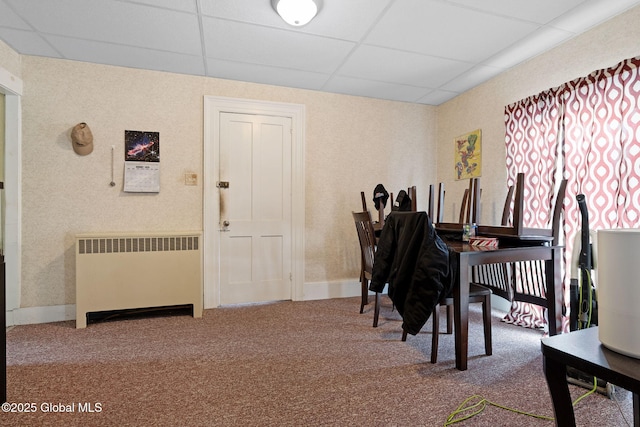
125, 130, 159, 162
124, 130, 160, 193
454, 129, 482, 180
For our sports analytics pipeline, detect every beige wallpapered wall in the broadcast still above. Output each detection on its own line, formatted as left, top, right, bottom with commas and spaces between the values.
0, 40, 20, 79
17, 56, 435, 308
0, 92, 4, 182
436, 4, 640, 227
3, 3, 640, 310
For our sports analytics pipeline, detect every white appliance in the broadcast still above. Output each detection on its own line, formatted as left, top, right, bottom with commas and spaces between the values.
596, 228, 640, 358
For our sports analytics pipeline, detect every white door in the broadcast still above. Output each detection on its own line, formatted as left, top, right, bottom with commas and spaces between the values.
218, 112, 292, 305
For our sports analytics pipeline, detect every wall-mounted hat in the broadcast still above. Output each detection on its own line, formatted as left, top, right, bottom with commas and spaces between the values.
70, 122, 93, 155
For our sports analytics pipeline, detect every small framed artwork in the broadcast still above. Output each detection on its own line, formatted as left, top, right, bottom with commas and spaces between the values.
454, 129, 482, 180
125, 130, 159, 162
124, 130, 160, 193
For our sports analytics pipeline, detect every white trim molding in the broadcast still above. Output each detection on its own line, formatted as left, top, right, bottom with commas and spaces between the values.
303, 280, 362, 301
7, 304, 75, 326
1, 64, 23, 320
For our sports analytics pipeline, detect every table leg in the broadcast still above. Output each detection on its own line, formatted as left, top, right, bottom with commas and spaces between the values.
455, 252, 470, 371
634, 393, 639, 427
543, 355, 575, 426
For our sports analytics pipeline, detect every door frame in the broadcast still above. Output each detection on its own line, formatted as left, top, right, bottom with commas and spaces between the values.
0, 65, 23, 324
203, 96, 305, 308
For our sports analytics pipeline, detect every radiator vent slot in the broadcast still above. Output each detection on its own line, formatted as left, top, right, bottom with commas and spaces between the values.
78, 236, 199, 255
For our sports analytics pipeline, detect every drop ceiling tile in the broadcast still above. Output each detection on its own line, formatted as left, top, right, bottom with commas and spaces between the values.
5, 0, 202, 55
291, 0, 393, 40
202, 17, 356, 74
206, 58, 331, 90
0, 0, 637, 105
440, 64, 504, 93
119, 0, 197, 13
366, 0, 539, 62
323, 75, 431, 103
415, 89, 460, 105
548, 0, 640, 32
0, 1, 30, 29
445, 0, 586, 24
46, 35, 206, 76
199, 0, 290, 28
484, 26, 574, 69
200, 0, 393, 41
338, 45, 474, 88
0, 27, 60, 57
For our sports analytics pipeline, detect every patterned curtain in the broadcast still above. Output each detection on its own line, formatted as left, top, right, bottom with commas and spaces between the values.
504, 88, 563, 329
563, 57, 640, 231
504, 56, 640, 331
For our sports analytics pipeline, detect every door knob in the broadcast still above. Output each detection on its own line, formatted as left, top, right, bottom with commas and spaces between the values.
222, 220, 230, 227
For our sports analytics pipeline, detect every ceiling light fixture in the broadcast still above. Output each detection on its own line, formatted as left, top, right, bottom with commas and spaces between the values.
271, 0, 321, 27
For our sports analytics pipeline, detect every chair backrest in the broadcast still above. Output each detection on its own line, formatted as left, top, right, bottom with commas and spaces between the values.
352, 211, 377, 275
459, 189, 469, 223
436, 183, 445, 223
504, 175, 566, 239
408, 186, 417, 211
472, 185, 514, 301
501, 185, 515, 226
550, 179, 568, 245
459, 178, 481, 224
473, 178, 568, 304
512, 173, 525, 235
391, 186, 418, 212
470, 181, 522, 302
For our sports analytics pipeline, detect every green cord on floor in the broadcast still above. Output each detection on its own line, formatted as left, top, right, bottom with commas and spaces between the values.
443, 395, 555, 425
444, 377, 598, 426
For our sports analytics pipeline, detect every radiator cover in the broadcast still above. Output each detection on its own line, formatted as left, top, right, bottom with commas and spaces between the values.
75, 231, 203, 328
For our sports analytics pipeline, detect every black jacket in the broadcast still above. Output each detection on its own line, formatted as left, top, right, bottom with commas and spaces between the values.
369, 211, 454, 335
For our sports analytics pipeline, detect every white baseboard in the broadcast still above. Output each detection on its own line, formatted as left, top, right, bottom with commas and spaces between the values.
4, 280, 368, 326
303, 279, 367, 301
6, 304, 75, 326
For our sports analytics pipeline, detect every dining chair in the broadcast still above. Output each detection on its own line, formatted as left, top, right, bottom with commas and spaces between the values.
428, 284, 492, 363
401, 279, 492, 362
352, 210, 384, 325
356, 185, 422, 324
401, 181, 492, 363
445, 177, 507, 325
510, 178, 567, 308
473, 175, 567, 316
361, 189, 386, 228
469, 184, 515, 302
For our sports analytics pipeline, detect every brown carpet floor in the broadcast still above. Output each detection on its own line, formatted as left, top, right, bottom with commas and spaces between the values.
1, 296, 634, 426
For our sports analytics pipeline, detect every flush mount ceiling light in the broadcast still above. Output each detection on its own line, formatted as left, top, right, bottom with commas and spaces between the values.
271, 0, 322, 27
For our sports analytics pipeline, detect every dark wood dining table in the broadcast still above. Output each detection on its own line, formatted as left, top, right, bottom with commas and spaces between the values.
541, 326, 640, 426
442, 237, 563, 371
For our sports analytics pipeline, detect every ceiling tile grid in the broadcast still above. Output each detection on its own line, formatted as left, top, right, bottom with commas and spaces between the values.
1, 0, 639, 105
